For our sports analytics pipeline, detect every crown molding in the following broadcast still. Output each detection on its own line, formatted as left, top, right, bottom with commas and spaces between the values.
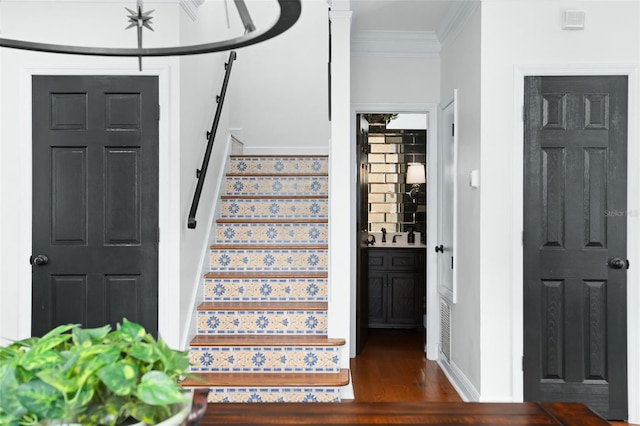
437, 0, 480, 52
351, 30, 440, 58
180, 0, 205, 21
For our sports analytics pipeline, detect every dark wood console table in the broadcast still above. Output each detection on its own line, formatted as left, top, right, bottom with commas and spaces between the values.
198, 401, 609, 425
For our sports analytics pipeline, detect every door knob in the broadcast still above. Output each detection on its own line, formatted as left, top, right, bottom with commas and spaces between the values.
31, 254, 49, 266
435, 245, 444, 253
607, 257, 629, 270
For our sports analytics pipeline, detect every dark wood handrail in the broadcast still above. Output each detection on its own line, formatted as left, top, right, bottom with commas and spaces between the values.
188, 51, 236, 229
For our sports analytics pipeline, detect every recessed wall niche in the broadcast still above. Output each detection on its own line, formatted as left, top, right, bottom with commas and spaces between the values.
365, 114, 426, 241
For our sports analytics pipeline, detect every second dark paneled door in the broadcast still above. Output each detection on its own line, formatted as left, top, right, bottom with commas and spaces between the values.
523, 76, 628, 420
31, 75, 159, 337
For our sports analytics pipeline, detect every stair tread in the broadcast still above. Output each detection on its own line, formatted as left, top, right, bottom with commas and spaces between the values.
197, 301, 327, 311
216, 219, 327, 224
181, 369, 349, 387
221, 195, 327, 200
190, 335, 344, 347
205, 271, 327, 279
210, 244, 327, 250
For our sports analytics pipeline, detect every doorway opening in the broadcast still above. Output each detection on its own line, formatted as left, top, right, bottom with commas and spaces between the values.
355, 112, 428, 361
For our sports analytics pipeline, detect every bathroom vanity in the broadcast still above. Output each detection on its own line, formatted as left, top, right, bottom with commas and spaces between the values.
367, 242, 425, 329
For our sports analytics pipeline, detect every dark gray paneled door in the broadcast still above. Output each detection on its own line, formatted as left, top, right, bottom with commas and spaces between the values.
32, 75, 159, 337
523, 76, 628, 420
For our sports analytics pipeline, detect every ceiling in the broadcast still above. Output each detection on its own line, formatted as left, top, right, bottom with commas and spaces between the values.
351, 0, 453, 33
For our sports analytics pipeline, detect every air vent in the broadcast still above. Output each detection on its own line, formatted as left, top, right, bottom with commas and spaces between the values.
440, 299, 452, 361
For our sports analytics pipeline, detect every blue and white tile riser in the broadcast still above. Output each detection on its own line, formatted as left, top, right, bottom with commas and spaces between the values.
216, 223, 328, 245
207, 388, 340, 403
189, 155, 346, 402
196, 310, 327, 335
220, 198, 327, 219
225, 176, 328, 196
189, 346, 341, 373
203, 278, 328, 302
209, 249, 327, 272
229, 157, 328, 175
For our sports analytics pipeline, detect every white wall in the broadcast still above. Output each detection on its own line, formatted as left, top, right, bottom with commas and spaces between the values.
228, 0, 330, 151
177, 1, 235, 348
0, 1, 182, 347
439, 4, 482, 395
351, 55, 440, 104
479, 0, 640, 403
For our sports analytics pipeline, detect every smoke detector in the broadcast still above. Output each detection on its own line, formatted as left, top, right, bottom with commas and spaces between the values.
562, 10, 585, 30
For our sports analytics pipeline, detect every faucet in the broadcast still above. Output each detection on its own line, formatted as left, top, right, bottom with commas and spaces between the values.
366, 234, 376, 246
392, 234, 403, 243
381, 227, 387, 243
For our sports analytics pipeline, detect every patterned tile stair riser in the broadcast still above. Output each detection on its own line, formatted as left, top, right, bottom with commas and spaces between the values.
229, 157, 328, 175
209, 249, 327, 272
225, 176, 328, 197
196, 310, 327, 335
188, 155, 346, 403
189, 346, 341, 373
203, 278, 328, 302
215, 223, 328, 245
207, 388, 340, 403
220, 198, 327, 219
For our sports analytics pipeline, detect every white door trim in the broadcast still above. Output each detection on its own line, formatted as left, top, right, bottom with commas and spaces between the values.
350, 102, 439, 360
512, 63, 640, 423
18, 64, 177, 344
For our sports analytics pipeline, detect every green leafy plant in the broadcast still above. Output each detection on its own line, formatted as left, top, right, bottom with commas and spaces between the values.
0, 319, 191, 425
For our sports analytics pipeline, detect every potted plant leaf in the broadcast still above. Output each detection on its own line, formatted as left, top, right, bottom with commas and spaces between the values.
0, 319, 196, 425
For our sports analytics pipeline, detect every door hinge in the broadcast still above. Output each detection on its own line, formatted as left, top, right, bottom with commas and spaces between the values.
451, 256, 454, 269
157, 227, 160, 243
451, 123, 455, 137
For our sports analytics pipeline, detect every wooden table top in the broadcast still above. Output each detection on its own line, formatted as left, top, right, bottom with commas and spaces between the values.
197, 401, 610, 425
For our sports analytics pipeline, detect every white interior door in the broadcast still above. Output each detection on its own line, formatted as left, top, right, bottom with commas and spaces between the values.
438, 91, 457, 304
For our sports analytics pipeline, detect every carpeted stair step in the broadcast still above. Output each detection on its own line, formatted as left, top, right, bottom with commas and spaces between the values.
203, 271, 328, 302
220, 196, 327, 219
181, 369, 349, 403
229, 156, 328, 175
188, 335, 345, 373
196, 302, 328, 335
209, 245, 327, 272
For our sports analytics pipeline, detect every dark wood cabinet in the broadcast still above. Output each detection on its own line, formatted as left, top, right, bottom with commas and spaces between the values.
368, 249, 425, 328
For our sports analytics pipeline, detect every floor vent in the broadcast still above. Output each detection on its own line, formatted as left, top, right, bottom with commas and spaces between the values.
440, 299, 452, 361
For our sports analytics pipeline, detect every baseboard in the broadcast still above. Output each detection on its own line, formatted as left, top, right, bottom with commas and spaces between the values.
242, 145, 329, 156
180, 133, 234, 350
437, 356, 480, 402
340, 371, 355, 400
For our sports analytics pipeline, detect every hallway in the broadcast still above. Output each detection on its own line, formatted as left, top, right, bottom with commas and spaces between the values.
349, 329, 635, 425
349, 329, 461, 402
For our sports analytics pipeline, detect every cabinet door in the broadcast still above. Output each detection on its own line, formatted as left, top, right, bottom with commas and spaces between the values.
368, 271, 386, 326
387, 272, 421, 325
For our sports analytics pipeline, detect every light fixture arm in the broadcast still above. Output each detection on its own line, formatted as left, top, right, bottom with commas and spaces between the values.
0, 0, 300, 58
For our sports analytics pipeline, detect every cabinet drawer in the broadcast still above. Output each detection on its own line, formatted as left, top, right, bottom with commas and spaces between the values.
368, 253, 385, 268
389, 251, 422, 270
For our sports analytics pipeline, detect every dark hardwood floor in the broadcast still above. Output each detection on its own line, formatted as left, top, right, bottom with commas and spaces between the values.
349, 328, 461, 402
349, 328, 635, 426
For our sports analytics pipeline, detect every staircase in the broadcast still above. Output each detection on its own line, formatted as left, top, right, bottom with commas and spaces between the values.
182, 155, 349, 403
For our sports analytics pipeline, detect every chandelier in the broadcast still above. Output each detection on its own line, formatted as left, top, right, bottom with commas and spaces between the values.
0, 0, 301, 65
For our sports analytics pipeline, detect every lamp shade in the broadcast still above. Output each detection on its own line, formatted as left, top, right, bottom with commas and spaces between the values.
406, 163, 426, 184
